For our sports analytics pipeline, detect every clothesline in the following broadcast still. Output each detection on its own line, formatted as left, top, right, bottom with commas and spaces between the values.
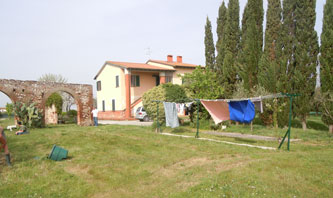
200, 93, 286, 102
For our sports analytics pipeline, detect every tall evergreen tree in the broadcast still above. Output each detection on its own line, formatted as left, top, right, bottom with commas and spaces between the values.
204, 17, 216, 70
281, 0, 296, 92
216, 2, 227, 72
321, 0, 333, 93
293, 0, 319, 130
222, 0, 240, 98
320, 0, 333, 133
239, 0, 263, 91
258, 0, 284, 127
241, 0, 263, 50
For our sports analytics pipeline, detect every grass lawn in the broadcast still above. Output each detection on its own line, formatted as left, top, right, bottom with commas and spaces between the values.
0, 117, 333, 198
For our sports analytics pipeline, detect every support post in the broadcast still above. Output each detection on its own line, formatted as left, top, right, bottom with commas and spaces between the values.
195, 99, 200, 138
278, 93, 299, 151
156, 101, 160, 133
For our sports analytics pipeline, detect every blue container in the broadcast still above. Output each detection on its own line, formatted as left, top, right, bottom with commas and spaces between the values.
48, 145, 68, 161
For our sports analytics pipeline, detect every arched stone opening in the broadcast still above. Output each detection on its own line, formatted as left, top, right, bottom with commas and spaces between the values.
0, 90, 15, 119
42, 88, 82, 125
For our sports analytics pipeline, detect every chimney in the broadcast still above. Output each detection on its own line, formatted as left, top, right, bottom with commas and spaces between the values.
167, 55, 173, 62
177, 56, 182, 63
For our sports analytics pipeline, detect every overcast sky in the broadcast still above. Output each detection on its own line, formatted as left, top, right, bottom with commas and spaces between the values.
0, 0, 326, 107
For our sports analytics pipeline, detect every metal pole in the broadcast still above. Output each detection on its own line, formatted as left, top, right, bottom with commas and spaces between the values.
287, 97, 293, 151
195, 99, 200, 138
157, 101, 160, 133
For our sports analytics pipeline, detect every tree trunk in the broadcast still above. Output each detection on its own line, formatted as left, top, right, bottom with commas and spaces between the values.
273, 99, 278, 129
329, 125, 333, 134
302, 120, 307, 131
250, 121, 253, 132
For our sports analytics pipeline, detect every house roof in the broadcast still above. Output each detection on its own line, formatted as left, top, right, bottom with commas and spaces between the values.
147, 60, 199, 68
94, 61, 175, 80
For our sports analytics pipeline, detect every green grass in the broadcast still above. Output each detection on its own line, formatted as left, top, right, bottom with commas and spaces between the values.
1, 117, 333, 198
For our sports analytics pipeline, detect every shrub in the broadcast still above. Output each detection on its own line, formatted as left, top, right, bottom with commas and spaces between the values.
13, 102, 43, 128
46, 93, 63, 115
142, 83, 188, 123
6, 103, 13, 117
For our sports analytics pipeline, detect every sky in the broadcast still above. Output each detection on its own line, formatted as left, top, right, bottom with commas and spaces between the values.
0, 0, 326, 107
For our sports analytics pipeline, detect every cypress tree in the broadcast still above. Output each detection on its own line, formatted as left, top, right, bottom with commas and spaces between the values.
281, 0, 296, 90
320, 0, 333, 133
240, 17, 261, 91
321, 0, 333, 93
222, 0, 240, 98
258, 0, 284, 128
241, 0, 263, 50
293, 0, 319, 130
216, 2, 227, 72
204, 17, 216, 70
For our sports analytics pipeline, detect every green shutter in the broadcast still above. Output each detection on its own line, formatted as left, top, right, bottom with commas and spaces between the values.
136, 75, 140, 87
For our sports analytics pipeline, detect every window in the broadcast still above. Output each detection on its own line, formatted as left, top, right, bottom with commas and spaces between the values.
112, 99, 115, 111
131, 75, 140, 87
97, 81, 101, 91
166, 76, 173, 83
115, 76, 119, 88
102, 100, 105, 112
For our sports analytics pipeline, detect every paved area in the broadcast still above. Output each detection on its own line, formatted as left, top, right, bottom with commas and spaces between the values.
98, 120, 153, 126
203, 131, 301, 142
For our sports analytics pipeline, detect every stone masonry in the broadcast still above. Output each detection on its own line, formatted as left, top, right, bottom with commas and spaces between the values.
0, 79, 93, 126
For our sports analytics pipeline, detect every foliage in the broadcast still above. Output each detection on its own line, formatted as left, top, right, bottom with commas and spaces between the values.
216, 1, 227, 72
320, 0, 333, 93
46, 92, 63, 115
292, 0, 319, 129
221, 0, 240, 98
182, 67, 224, 100
204, 17, 215, 70
320, 92, 333, 132
13, 102, 43, 128
6, 103, 13, 116
142, 83, 188, 123
38, 73, 67, 83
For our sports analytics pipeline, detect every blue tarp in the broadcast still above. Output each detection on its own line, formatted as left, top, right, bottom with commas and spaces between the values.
228, 100, 255, 123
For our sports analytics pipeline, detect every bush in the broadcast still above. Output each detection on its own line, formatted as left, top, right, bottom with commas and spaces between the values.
142, 83, 188, 123
13, 102, 43, 128
6, 103, 13, 117
46, 93, 63, 115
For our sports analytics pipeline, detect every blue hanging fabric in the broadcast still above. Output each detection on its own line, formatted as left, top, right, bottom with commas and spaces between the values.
228, 100, 255, 123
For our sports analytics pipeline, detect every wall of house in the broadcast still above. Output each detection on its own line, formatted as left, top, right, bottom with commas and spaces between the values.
130, 71, 157, 103
96, 65, 126, 112
172, 67, 195, 85
146, 61, 195, 85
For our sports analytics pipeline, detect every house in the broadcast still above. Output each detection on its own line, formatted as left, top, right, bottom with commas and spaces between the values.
93, 55, 199, 120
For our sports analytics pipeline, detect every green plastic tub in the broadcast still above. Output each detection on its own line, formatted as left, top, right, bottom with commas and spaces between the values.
48, 145, 68, 161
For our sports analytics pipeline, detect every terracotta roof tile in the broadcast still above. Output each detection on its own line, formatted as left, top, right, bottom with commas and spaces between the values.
147, 60, 199, 68
106, 61, 175, 71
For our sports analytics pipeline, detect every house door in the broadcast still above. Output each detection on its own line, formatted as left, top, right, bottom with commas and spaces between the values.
154, 76, 160, 86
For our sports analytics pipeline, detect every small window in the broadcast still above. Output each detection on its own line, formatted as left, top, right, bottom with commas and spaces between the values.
131, 75, 140, 87
102, 100, 105, 112
115, 76, 119, 88
97, 81, 101, 91
166, 76, 173, 83
112, 99, 115, 111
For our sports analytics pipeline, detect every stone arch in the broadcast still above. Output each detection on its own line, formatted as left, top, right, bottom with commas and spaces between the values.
0, 86, 17, 103
0, 79, 93, 126
42, 87, 82, 125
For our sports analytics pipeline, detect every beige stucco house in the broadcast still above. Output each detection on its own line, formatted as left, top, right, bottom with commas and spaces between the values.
93, 55, 198, 120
